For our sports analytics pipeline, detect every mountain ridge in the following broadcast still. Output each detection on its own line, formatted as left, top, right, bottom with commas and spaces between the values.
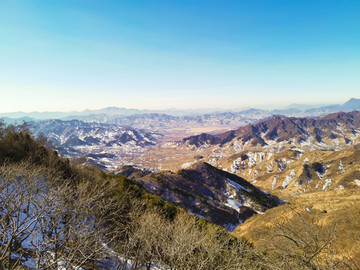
2, 98, 360, 121
182, 110, 360, 150
117, 162, 283, 230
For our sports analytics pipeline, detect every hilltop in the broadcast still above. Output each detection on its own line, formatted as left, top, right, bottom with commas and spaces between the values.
117, 162, 282, 230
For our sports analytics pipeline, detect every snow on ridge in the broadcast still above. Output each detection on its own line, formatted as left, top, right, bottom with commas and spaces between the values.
225, 199, 243, 212
322, 179, 332, 191
227, 178, 250, 193
181, 161, 197, 169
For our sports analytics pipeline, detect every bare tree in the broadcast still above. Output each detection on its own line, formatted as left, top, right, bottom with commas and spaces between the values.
256, 205, 340, 270
0, 162, 138, 270
123, 210, 253, 270
0, 160, 256, 270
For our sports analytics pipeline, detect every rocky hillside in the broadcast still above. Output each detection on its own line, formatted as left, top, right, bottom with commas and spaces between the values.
117, 162, 282, 231
138, 111, 360, 171
219, 149, 360, 197
183, 111, 360, 152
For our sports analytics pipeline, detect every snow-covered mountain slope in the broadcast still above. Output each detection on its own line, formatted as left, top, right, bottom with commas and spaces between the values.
141, 111, 360, 170
117, 162, 283, 230
30, 120, 163, 170
182, 111, 360, 152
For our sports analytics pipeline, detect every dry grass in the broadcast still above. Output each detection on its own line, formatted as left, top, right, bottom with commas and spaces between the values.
232, 188, 360, 268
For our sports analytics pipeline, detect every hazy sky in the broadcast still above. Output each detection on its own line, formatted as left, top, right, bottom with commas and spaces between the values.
1, 0, 359, 112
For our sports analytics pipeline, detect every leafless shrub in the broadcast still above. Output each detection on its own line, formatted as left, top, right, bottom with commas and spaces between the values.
256, 206, 340, 270
0, 162, 136, 270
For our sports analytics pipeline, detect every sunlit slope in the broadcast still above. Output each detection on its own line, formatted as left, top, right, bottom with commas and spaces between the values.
139, 111, 360, 172
232, 188, 360, 266
219, 149, 360, 198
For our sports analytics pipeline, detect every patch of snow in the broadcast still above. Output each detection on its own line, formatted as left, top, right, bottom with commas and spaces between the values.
351, 130, 360, 144
230, 158, 241, 174
225, 199, 243, 212
291, 189, 304, 196
267, 161, 274, 173
338, 160, 345, 173
189, 212, 205, 219
276, 158, 288, 172
181, 161, 197, 169
322, 179, 332, 191
234, 144, 243, 152
161, 142, 178, 148
354, 179, 360, 186
282, 170, 296, 189
315, 168, 327, 180
227, 178, 250, 193
336, 124, 343, 133
247, 153, 257, 167
258, 152, 265, 162
334, 185, 344, 190
272, 175, 278, 190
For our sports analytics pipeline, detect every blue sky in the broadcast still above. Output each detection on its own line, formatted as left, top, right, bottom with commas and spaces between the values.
0, 0, 359, 112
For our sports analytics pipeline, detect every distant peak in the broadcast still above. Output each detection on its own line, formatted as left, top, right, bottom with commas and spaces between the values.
343, 98, 360, 107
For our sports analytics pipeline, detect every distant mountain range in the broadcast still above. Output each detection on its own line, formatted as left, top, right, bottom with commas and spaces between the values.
17, 104, 360, 172
2, 98, 360, 125
3, 98, 360, 173
0, 107, 228, 121
139, 110, 360, 173
30, 119, 163, 171
182, 110, 360, 151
